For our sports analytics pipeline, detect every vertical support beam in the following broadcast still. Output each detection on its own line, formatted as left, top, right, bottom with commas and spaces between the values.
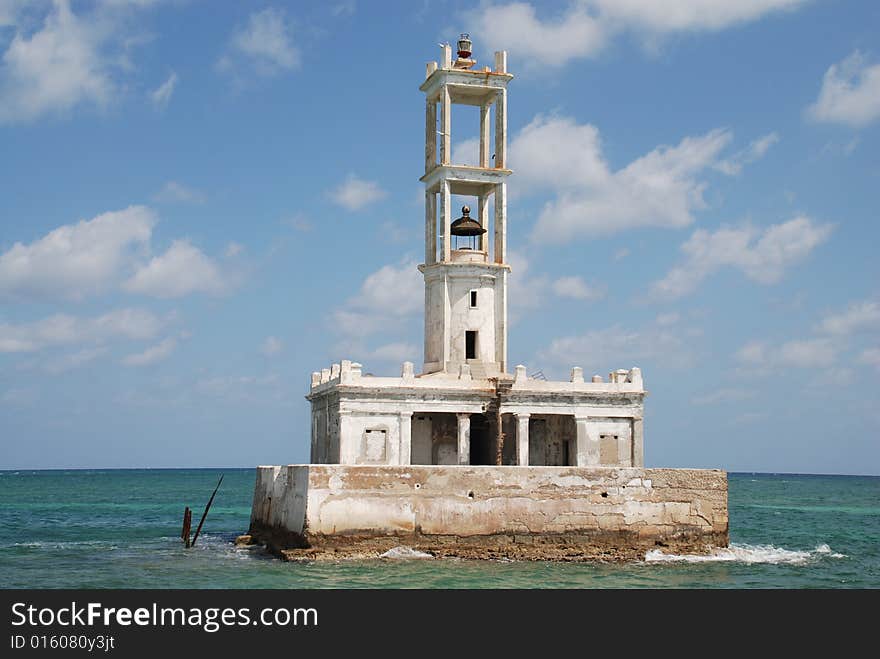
575, 416, 599, 466
338, 410, 354, 464
497, 268, 507, 371
479, 102, 490, 168
632, 417, 644, 468
440, 179, 451, 262
494, 50, 507, 74
441, 44, 452, 69
425, 191, 436, 264
440, 85, 451, 166
516, 413, 530, 466
477, 192, 488, 252
399, 412, 412, 465
493, 182, 506, 264
494, 89, 506, 169
425, 98, 436, 174
456, 413, 471, 465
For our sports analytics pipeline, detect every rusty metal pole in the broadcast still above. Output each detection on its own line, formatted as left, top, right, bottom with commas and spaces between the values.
190, 474, 223, 549
181, 506, 192, 548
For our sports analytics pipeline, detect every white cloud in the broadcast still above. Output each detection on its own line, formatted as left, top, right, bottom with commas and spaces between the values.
45, 346, 108, 373
220, 8, 299, 76
469, 2, 605, 67
195, 374, 287, 405
859, 347, 880, 369
807, 51, 880, 127
124, 240, 227, 298
513, 117, 758, 241
714, 132, 779, 175
224, 242, 244, 257
537, 323, 696, 373
613, 247, 630, 261
655, 312, 680, 326
0, 205, 155, 300
818, 300, 880, 336
150, 71, 177, 110
692, 388, 755, 405
331, 259, 422, 338
261, 336, 283, 356
121, 337, 176, 366
469, 1, 807, 67
652, 216, 833, 299
0, 308, 165, 353
551, 276, 605, 301
153, 181, 206, 204
369, 342, 419, 363
0, 1, 111, 123
736, 337, 838, 369
591, 0, 806, 33
330, 174, 387, 211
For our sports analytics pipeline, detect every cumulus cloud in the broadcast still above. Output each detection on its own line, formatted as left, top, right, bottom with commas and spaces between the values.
330, 174, 387, 211
537, 322, 697, 373
817, 300, 880, 336
551, 276, 605, 301
124, 240, 228, 298
859, 347, 880, 369
469, 2, 605, 68
714, 132, 779, 175
0, 205, 155, 300
369, 342, 419, 363
0, 0, 156, 123
468, 1, 807, 67
736, 337, 838, 369
121, 337, 177, 366
150, 71, 177, 110
45, 346, 108, 374
261, 336, 283, 356
218, 7, 299, 77
652, 216, 833, 299
331, 259, 422, 339
511, 117, 768, 241
0, 308, 165, 353
807, 51, 880, 127
153, 181, 206, 204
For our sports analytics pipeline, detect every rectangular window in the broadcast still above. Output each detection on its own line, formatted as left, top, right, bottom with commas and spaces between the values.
469, 290, 478, 308
465, 331, 477, 359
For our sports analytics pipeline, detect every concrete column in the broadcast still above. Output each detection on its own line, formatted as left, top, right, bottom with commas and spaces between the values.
425, 98, 436, 173
477, 192, 488, 251
575, 416, 599, 466
456, 413, 471, 465
399, 412, 412, 465
440, 86, 451, 165
338, 410, 355, 464
494, 89, 506, 169
493, 181, 506, 264
440, 179, 451, 262
425, 191, 436, 265
479, 102, 490, 167
632, 417, 644, 467
516, 413, 530, 466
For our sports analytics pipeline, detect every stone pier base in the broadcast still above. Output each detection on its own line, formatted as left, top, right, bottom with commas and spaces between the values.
247, 465, 728, 562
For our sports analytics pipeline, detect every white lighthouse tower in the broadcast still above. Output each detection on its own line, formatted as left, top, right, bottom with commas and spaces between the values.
247, 36, 729, 561
418, 35, 512, 378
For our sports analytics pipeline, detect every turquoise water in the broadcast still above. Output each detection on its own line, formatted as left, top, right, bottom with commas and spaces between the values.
0, 469, 877, 588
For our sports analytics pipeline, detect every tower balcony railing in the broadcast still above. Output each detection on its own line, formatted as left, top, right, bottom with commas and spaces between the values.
451, 248, 488, 263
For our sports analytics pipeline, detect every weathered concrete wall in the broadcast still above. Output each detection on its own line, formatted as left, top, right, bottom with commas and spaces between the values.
249, 465, 728, 559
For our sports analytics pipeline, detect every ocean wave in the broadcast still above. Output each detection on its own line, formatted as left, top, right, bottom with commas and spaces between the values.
379, 546, 434, 560
9, 540, 119, 550
644, 543, 846, 564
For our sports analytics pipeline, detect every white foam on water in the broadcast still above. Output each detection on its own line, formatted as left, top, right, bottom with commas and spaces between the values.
645, 543, 846, 565
379, 546, 434, 560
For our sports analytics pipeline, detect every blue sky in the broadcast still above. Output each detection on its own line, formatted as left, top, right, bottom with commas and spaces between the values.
1, 0, 878, 474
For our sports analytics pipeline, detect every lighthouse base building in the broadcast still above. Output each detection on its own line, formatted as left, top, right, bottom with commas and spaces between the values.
247, 39, 728, 561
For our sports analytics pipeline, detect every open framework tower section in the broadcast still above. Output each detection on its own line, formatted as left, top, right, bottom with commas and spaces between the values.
420, 46, 513, 376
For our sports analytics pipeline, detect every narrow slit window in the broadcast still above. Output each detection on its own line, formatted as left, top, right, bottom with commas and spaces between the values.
465, 331, 477, 359
470, 290, 478, 308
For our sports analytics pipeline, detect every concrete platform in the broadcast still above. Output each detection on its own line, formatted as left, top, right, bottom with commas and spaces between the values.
247, 465, 728, 561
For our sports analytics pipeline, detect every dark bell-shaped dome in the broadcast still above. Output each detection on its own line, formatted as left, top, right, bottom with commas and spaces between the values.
450, 206, 486, 237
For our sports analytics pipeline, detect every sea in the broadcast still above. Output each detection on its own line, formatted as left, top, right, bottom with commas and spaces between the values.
0, 469, 877, 589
